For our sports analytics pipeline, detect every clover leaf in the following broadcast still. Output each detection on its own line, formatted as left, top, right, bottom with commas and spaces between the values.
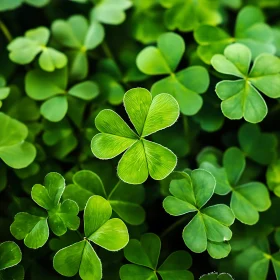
224, 237, 280, 280
130, 0, 166, 44
200, 272, 233, 280
51, 15, 104, 80
0, 241, 23, 280
211, 43, 280, 123
0, 241, 22, 270
238, 123, 277, 165
200, 147, 271, 225
25, 67, 99, 122
0, 112, 36, 168
53, 195, 129, 280
163, 169, 235, 259
0, 0, 49, 11
136, 32, 209, 115
63, 170, 145, 225
160, 0, 222, 32
91, 87, 180, 184
90, 0, 132, 25
10, 172, 80, 248
195, 5, 276, 64
0, 76, 10, 108
8, 26, 67, 72
266, 159, 280, 197
120, 233, 194, 280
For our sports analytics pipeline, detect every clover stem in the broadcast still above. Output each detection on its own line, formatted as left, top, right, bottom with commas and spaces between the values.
160, 215, 189, 238
0, 20, 12, 42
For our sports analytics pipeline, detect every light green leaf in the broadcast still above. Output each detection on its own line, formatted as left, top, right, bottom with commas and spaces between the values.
25, 68, 67, 101
223, 147, 245, 185
0, 242, 22, 270
53, 240, 102, 280
39, 48, 67, 72
231, 182, 271, 225
90, 0, 132, 25
207, 241, 231, 259
183, 214, 207, 253
266, 159, 280, 197
63, 170, 106, 210
31, 172, 65, 210
40, 96, 68, 122
48, 200, 80, 236
84, 195, 129, 251
10, 213, 49, 249
68, 81, 99, 100
211, 43, 280, 123
117, 140, 148, 184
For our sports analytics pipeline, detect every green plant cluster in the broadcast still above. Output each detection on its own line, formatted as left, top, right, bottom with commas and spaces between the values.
1, 0, 280, 279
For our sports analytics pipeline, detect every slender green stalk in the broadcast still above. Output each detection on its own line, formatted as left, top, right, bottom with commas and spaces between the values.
0, 20, 12, 42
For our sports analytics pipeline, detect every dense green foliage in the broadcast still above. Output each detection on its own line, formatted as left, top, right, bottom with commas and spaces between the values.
1, 0, 280, 279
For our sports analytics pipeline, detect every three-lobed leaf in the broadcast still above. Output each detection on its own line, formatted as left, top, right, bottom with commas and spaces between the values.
91, 87, 179, 184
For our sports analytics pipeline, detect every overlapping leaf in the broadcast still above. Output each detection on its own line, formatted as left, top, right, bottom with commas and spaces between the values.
54, 195, 129, 280
195, 6, 276, 64
0, 112, 36, 168
137, 32, 209, 115
200, 147, 271, 225
160, 0, 222, 32
63, 170, 146, 225
25, 67, 99, 122
91, 87, 180, 184
120, 233, 194, 280
10, 172, 80, 248
52, 15, 104, 80
8, 27, 67, 71
211, 43, 280, 123
163, 169, 235, 258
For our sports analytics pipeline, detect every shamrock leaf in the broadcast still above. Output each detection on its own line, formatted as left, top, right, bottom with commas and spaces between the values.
266, 159, 280, 197
129, 0, 166, 44
8, 27, 67, 72
0, 112, 36, 168
25, 67, 99, 122
211, 43, 280, 123
200, 147, 271, 225
163, 169, 235, 258
223, 237, 280, 280
195, 5, 276, 64
120, 233, 194, 280
160, 0, 222, 32
0, 241, 22, 270
136, 32, 209, 115
90, 0, 132, 25
238, 123, 277, 165
200, 272, 233, 280
54, 195, 129, 280
51, 15, 104, 80
63, 170, 146, 225
91, 87, 179, 184
10, 213, 49, 249
0, 76, 10, 108
11, 172, 80, 248
0, 0, 49, 11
